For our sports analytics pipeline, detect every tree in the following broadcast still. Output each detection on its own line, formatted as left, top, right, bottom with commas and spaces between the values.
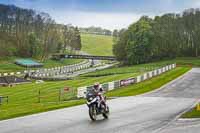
113, 8, 200, 65
0, 4, 81, 59
28, 32, 41, 57
73, 27, 82, 51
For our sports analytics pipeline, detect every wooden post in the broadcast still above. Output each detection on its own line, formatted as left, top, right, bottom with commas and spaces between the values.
59, 88, 62, 102
6, 96, 8, 104
0, 96, 2, 105
38, 90, 41, 103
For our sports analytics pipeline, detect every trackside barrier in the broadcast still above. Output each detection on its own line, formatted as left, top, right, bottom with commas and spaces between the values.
153, 70, 157, 76
108, 82, 115, 91
148, 71, 153, 78
166, 66, 169, 71
77, 87, 87, 98
114, 81, 120, 88
0, 60, 92, 78
102, 83, 109, 92
77, 63, 176, 98
136, 75, 142, 83
143, 73, 147, 80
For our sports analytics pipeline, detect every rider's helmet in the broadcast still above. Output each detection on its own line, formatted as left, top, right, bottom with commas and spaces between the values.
93, 82, 100, 91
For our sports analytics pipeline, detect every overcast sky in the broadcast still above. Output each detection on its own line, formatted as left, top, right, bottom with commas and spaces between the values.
0, 0, 200, 30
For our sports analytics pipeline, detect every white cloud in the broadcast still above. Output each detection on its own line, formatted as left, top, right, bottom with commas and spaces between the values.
50, 11, 142, 30
190, 0, 200, 7
11, 0, 200, 30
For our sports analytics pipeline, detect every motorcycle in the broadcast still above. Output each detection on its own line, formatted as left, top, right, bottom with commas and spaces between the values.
86, 91, 109, 121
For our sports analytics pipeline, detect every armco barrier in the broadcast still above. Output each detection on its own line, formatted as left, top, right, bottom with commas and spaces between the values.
143, 73, 147, 80
136, 75, 142, 83
1, 60, 92, 78
77, 87, 87, 98
108, 82, 115, 91
114, 81, 120, 88
166, 66, 169, 71
148, 71, 153, 78
153, 70, 157, 76
102, 83, 109, 91
158, 69, 162, 75
162, 67, 166, 73
77, 63, 176, 98
120, 78, 136, 87
0, 60, 92, 78
3, 73, 8, 76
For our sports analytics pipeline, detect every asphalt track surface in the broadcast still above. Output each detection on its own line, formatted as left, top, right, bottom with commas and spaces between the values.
1, 68, 200, 133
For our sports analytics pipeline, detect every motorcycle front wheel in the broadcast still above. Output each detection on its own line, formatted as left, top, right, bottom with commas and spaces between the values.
89, 105, 97, 121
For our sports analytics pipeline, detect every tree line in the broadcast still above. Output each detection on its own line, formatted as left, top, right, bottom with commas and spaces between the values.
0, 4, 81, 60
113, 8, 200, 65
79, 26, 112, 36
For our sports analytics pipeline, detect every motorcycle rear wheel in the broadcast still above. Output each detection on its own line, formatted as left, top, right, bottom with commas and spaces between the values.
102, 106, 109, 119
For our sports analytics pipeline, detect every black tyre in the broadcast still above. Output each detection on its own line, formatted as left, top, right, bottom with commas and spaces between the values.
102, 106, 109, 119
89, 105, 97, 121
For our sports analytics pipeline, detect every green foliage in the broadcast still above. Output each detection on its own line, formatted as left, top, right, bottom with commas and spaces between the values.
114, 8, 200, 65
127, 17, 154, 64
62, 26, 82, 53
79, 26, 112, 36
0, 4, 82, 59
72, 27, 82, 51
28, 33, 41, 58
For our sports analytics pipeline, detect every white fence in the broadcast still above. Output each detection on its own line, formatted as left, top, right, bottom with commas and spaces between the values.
0, 60, 93, 78
77, 63, 176, 98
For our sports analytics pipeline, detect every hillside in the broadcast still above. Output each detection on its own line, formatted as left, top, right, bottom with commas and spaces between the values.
0, 34, 114, 73
81, 33, 114, 56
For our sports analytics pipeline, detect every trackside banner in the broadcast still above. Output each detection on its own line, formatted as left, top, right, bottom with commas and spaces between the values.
120, 78, 136, 86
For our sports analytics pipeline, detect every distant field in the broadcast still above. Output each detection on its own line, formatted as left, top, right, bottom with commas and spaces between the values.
0, 34, 113, 73
0, 60, 182, 120
81, 33, 113, 56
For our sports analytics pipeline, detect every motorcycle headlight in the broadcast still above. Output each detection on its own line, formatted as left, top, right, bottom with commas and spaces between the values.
89, 97, 93, 101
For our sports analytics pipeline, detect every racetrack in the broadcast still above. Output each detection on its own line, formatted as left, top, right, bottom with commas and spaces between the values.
1, 68, 200, 133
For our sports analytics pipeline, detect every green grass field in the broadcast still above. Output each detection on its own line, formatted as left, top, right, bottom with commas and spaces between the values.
81, 33, 113, 56
0, 61, 188, 120
181, 105, 200, 118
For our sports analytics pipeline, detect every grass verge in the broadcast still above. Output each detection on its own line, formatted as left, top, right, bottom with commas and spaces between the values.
0, 66, 190, 120
0, 100, 85, 120
106, 67, 190, 97
181, 105, 200, 118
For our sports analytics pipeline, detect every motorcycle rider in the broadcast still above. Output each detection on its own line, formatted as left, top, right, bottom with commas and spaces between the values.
93, 82, 107, 111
